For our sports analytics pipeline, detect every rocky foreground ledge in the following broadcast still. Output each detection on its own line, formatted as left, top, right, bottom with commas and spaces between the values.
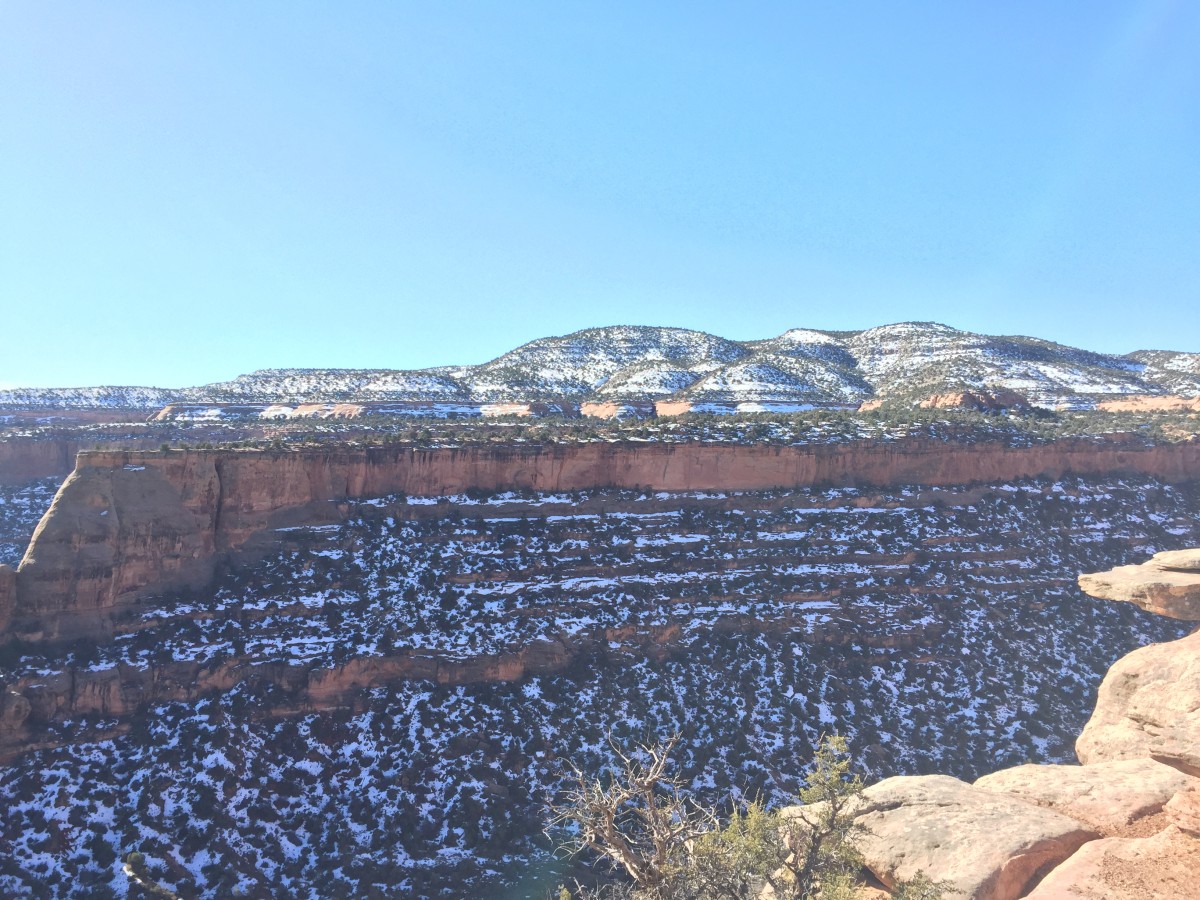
1077, 548, 1200, 620
783, 551, 1200, 900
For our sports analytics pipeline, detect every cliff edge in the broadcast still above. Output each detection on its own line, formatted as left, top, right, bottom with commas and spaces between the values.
5, 438, 1200, 643
786, 551, 1200, 899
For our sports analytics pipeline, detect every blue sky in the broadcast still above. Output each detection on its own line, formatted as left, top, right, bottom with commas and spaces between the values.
2, 1, 1198, 388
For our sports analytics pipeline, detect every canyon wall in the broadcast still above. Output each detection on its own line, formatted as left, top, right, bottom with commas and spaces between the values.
0, 439, 85, 484
0, 436, 168, 484
4, 437, 1200, 643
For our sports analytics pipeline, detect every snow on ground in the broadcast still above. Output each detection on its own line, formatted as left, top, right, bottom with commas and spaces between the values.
0, 475, 1197, 897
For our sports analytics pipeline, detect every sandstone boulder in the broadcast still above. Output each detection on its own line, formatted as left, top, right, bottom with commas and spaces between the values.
1150, 548, 1200, 572
818, 774, 1096, 900
1024, 825, 1200, 899
1165, 782, 1200, 835
973, 759, 1191, 832
1076, 630, 1200, 776
1077, 551, 1200, 620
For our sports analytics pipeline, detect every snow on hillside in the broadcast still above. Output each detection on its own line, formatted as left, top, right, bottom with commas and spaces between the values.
1, 323, 1195, 411
1127, 350, 1200, 396
458, 325, 747, 399
0, 386, 178, 409
848, 323, 1157, 408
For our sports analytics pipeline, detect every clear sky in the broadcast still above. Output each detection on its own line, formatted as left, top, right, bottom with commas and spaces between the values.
2, 2, 1198, 389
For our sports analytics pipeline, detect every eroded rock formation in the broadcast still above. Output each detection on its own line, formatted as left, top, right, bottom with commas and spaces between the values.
973, 759, 1190, 832
1074, 629, 1200, 775
917, 390, 1032, 412
1077, 548, 1200, 620
5, 437, 1200, 643
1023, 826, 1200, 899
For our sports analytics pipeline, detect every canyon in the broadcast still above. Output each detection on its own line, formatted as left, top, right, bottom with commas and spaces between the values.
5, 437, 1200, 644
0, 432, 1198, 897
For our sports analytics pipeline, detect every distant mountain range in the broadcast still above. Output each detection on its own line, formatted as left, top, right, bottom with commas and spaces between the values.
3, 322, 1199, 411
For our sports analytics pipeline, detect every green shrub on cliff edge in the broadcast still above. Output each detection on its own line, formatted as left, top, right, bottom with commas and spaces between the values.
549, 734, 954, 899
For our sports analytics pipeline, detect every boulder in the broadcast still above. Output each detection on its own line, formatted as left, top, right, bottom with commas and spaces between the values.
1024, 825, 1200, 899
974, 759, 1191, 832
1075, 630, 1200, 776
1165, 782, 1200, 835
820, 774, 1096, 900
1077, 551, 1200, 620
1151, 548, 1200, 573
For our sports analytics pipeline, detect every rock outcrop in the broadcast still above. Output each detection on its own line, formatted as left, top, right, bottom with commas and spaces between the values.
1077, 548, 1200, 620
1165, 783, 1200, 835
5, 437, 1200, 643
10, 456, 222, 641
1023, 826, 1200, 899
1096, 395, 1200, 413
1074, 629, 1200, 775
807, 774, 1097, 900
917, 390, 1032, 412
974, 759, 1190, 832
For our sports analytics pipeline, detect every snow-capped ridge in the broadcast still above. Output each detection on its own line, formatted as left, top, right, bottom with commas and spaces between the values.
1, 323, 1195, 410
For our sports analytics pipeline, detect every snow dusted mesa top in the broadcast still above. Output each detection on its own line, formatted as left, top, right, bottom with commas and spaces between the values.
3, 322, 1200, 410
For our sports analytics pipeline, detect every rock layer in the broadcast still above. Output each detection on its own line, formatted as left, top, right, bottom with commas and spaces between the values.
1096, 395, 1200, 413
0, 625, 682, 765
917, 390, 1031, 412
6, 437, 1200, 643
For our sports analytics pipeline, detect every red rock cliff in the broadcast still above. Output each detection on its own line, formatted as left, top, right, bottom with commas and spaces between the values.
5, 438, 1200, 642
0, 439, 84, 484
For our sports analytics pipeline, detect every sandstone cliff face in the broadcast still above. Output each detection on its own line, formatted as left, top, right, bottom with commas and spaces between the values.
0, 439, 82, 484
5, 438, 1200, 643
0, 436, 167, 484
8, 456, 222, 640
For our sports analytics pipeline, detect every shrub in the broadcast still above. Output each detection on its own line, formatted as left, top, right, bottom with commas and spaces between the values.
549, 734, 954, 900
